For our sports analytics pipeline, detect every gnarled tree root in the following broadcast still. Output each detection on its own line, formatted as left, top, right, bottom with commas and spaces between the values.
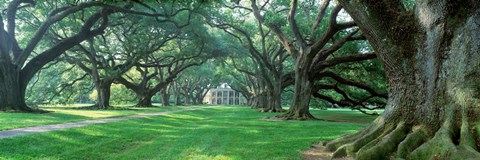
78, 104, 113, 110
260, 108, 286, 113
324, 118, 480, 160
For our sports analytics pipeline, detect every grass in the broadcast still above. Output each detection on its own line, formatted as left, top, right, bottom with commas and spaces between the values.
0, 105, 191, 131
0, 106, 375, 160
311, 108, 379, 124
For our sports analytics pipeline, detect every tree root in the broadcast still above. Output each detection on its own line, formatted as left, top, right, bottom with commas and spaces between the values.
260, 108, 286, 113
324, 123, 373, 151
1, 104, 51, 113
396, 126, 429, 158
355, 122, 408, 159
325, 117, 480, 160
329, 120, 392, 158
408, 110, 480, 159
79, 104, 113, 110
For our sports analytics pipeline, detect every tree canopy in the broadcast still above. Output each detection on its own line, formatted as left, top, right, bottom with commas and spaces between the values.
3, 0, 480, 159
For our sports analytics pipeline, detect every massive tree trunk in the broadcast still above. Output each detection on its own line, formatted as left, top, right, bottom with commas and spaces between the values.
0, 64, 31, 111
250, 92, 267, 109
277, 57, 315, 120
326, 1, 480, 159
136, 92, 154, 107
0, 2, 114, 112
94, 80, 113, 109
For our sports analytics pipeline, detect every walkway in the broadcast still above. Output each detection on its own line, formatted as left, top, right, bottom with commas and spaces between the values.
0, 106, 217, 139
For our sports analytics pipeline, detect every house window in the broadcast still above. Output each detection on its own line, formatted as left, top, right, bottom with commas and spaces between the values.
223, 91, 228, 97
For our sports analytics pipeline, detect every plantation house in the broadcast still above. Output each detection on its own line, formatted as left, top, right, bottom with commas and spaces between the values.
204, 83, 246, 105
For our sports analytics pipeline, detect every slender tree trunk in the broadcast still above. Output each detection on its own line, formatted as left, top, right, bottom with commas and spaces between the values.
277, 57, 315, 119
174, 96, 181, 106
173, 82, 181, 105
197, 96, 203, 105
94, 80, 113, 109
192, 93, 203, 105
327, 2, 480, 159
0, 65, 31, 111
160, 88, 170, 106
185, 95, 191, 105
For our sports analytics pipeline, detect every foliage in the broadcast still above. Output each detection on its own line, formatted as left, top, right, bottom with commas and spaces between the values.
89, 84, 136, 105
25, 61, 93, 105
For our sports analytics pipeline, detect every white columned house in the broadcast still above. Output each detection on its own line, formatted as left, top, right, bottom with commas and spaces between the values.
203, 83, 246, 105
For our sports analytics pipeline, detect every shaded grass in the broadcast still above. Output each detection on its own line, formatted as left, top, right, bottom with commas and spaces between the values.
0, 105, 191, 131
310, 108, 379, 124
0, 106, 373, 160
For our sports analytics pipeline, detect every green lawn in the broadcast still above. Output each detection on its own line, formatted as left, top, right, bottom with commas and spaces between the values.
0, 106, 374, 160
0, 105, 190, 131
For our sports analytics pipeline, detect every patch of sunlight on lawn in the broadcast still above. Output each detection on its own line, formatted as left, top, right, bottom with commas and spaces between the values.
162, 112, 206, 121
181, 147, 233, 160
48, 109, 126, 118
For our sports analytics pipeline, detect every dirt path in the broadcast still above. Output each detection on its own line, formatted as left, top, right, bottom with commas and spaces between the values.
301, 142, 353, 160
0, 106, 218, 139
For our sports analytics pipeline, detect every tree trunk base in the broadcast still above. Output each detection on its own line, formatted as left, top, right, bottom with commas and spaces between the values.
260, 108, 286, 113
134, 103, 154, 108
82, 104, 112, 110
1, 107, 51, 113
324, 117, 480, 159
134, 104, 155, 107
275, 109, 317, 120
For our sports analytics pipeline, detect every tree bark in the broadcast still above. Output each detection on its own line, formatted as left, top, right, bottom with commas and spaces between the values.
136, 93, 154, 107
0, 3, 114, 112
172, 81, 182, 105
94, 80, 113, 109
184, 95, 191, 105
0, 64, 31, 111
276, 57, 315, 119
250, 92, 267, 109
160, 88, 170, 106
326, 1, 480, 159
261, 86, 284, 112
